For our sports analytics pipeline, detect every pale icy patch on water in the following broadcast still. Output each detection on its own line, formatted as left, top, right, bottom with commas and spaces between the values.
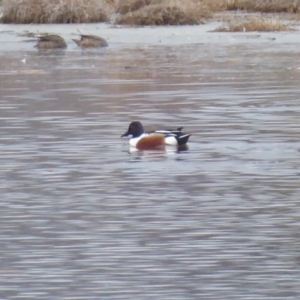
0, 24, 300, 299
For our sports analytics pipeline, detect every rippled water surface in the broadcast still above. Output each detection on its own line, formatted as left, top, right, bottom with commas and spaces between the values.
0, 25, 300, 299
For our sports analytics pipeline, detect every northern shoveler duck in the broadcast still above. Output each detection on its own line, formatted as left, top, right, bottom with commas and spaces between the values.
35, 34, 67, 49
72, 34, 108, 48
121, 121, 191, 150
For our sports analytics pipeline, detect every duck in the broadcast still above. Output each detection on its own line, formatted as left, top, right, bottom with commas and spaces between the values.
35, 34, 67, 49
121, 121, 191, 150
72, 34, 108, 48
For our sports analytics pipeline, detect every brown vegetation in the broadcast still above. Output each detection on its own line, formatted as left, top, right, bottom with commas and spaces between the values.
1, 0, 300, 25
116, 0, 211, 26
214, 16, 295, 32
114, 0, 300, 26
225, 0, 300, 13
1, 0, 112, 24
116, 0, 153, 15
115, 0, 227, 15
200, 0, 228, 12
114, 0, 300, 16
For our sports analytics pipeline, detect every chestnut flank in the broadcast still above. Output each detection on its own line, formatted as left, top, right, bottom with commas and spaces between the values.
136, 135, 165, 150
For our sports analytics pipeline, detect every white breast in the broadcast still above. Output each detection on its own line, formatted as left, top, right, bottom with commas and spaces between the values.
129, 134, 146, 147
164, 136, 178, 146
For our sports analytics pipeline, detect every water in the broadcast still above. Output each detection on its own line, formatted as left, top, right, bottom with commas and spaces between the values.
0, 25, 300, 299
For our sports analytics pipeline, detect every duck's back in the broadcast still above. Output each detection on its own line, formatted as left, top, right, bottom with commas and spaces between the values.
76, 34, 108, 47
36, 35, 67, 49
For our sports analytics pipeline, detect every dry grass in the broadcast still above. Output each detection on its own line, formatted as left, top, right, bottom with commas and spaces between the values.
114, 0, 300, 27
116, 0, 212, 26
225, 0, 300, 13
115, 0, 228, 14
116, 0, 153, 15
214, 16, 295, 32
114, 0, 300, 15
2, 0, 300, 25
1, 0, 113, 24
200, 0, 228, 12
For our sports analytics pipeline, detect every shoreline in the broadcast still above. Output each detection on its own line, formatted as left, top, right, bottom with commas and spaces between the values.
0, 10, 299, 53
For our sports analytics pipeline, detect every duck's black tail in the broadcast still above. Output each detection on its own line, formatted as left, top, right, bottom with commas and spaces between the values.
176, 134, 191, 145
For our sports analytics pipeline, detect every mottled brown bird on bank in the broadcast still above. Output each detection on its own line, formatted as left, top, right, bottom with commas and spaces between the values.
35, 34, 67, 49
72, 34, 108, 48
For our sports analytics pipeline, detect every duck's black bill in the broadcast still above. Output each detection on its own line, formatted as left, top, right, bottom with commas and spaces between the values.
121, 132, 129, 138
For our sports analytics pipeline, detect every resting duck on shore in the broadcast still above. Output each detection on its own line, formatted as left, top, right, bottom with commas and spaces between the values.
121, 121, 191, 150
72, 34, 108, 48
35, 34, 67, 49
